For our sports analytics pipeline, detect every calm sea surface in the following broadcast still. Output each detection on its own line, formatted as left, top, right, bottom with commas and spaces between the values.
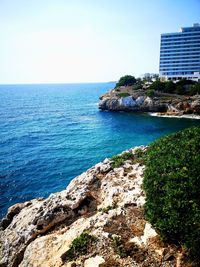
0, 83, 199, 218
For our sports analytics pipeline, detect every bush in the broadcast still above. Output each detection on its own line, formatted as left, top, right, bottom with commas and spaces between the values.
111, 151, 133, 168
111, 149, 146, 168
116, 75, 136, 87
176, 85, 185, 95
98, 201, 118, 214
61, 231, 97, 261
189, 83, 200, 96
143, 127, 200, 263
111, 235, 127, 258
149, 80, 165, 91
163, 81, 176, 93
176, 79, 196, 86
132, 84, 143, 90
117, 92, 130, 98
145, 89, 154, 97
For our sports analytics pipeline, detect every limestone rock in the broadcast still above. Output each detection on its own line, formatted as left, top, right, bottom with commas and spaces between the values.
191, 98, 200, 114
84, 256, 105, 267
0, 146, 182, 267
99, 88, 200, 115
119, 96, 136, 107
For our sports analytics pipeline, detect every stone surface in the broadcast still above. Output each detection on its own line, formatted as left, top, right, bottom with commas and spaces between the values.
0, 146, 182, 267
99, 87, 200, 115
84, 256, 105, 267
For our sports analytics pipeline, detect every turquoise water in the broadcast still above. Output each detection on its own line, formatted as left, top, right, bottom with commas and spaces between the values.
0, 83, 199, 218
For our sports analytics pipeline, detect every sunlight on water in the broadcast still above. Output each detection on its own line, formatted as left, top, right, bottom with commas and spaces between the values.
0, 83, 199, 218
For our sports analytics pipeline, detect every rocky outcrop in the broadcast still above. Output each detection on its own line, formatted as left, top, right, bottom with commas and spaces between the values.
99, 88, 200, 116
0, 147, 183, 267
99, 92, 167, 112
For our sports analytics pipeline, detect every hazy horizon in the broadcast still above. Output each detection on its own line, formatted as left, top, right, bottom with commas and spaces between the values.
0, 0, 200, 84
0, 81, 116, 85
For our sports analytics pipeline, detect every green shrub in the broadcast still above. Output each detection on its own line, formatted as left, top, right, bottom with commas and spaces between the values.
143, 127, 200, 263
134, 148, 147, 164
189, 83, 200, 96
111, 151, 133, 168
145, 89, 155, 97
163, 81, 176, 93
98, 201, 118, 214
117, 92, 130, 98
132, 84, 142, 90
111, 149, 147, 168
61, 231, 97, 262
116, 75, 136, 87
111, 235, 127, 258
149, 80, 165, 91
176, 85, 185, 95
176, 78, 195, 86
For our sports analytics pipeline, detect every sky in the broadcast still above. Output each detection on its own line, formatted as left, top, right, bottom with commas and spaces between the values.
0, 0, 200, 84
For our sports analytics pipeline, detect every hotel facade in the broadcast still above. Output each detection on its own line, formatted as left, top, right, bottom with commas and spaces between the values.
159, 23, 200, 82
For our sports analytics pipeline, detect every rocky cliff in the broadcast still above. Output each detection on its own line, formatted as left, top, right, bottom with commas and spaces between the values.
99, 87, 200, 116
0, 147, 184, 267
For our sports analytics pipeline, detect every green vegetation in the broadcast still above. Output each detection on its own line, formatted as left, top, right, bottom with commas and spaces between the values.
176, 78, 195, 87
111, 235, 127, 258
149, 80, 165, 91
134, 148, 147, 164
176, 85, 185, 95
132, 84, 143, 90
115, 74, 199, 96
143, 127, 200, 264
164, 81, 176, 93
116, 75, 136, 87
98, 201, 118, 214
145, 89, 154, 97
111, 149, 147, 168
61, 231, 97, 262
111, 151, 133, 168
117, 92, 130, 98
148, 79, 199, 96
189, 83, 200, 96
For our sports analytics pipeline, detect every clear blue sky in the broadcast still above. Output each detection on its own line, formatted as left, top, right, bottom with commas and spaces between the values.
0, 0, 199, 84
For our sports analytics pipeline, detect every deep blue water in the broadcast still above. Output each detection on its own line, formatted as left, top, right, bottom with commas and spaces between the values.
0, 83, 199, 218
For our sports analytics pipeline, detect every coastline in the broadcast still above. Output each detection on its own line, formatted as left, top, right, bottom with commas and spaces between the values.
149, 112, 200, 120
0, 146, 184, 267
99, 86, 200, 118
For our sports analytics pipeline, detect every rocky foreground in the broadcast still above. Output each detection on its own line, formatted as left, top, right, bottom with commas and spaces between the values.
99, 87, 200, 116
0, 147, 183, 267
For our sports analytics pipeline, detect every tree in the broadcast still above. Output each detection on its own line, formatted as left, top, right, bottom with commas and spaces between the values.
176, 85, 185, 95
149, 80, 165, 91
164, 81, 176, 93
189, 83, 200, 96
176, 78, 196, 86
116, 75, 136, 87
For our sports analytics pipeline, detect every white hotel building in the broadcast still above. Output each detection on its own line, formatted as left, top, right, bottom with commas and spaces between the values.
159, 23, 200, 82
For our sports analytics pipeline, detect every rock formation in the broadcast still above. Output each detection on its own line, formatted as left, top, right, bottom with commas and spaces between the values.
99, 87, 200, 116
0, 147, 183, 267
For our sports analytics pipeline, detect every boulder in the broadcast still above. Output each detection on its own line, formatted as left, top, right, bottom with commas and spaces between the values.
84, 256, 105, 267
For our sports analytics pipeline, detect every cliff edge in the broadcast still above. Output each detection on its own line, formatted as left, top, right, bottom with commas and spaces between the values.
0, 146, 183, 267
99, 87, 200, 116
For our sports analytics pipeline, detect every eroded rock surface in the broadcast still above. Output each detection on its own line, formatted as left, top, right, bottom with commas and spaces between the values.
99, 87, 200, 115
0, 146, 182, 267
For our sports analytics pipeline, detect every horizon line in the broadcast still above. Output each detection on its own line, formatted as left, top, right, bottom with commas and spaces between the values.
0, 81, 117, 86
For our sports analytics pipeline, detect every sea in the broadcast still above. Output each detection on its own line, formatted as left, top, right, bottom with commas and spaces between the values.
0, 83, 199, 218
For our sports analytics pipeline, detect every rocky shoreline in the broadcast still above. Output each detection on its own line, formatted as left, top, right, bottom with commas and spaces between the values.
149, 112, 200, 119
0, 146, 184, 267
99, 87, 200, 117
